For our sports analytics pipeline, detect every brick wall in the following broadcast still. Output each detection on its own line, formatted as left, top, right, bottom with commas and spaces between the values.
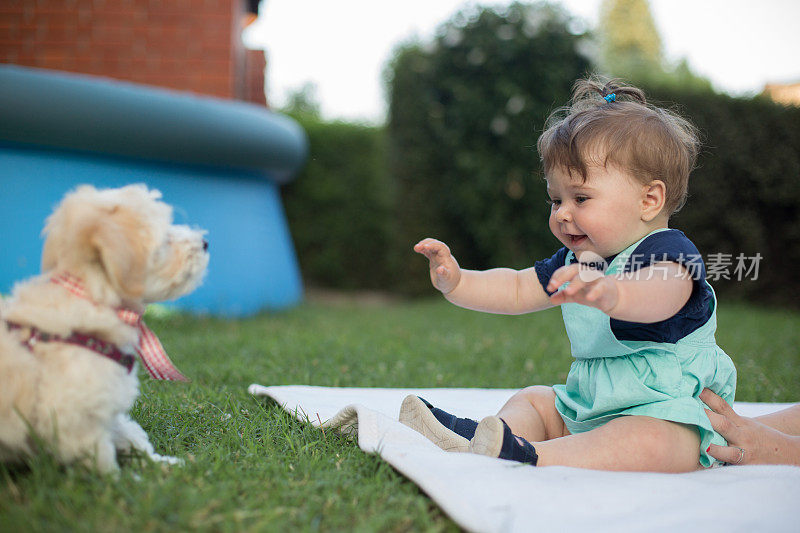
0, 0, 266, 104
240, 47, 266, 106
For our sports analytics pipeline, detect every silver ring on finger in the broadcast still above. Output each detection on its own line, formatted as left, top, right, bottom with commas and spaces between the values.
733, 447, 745, 465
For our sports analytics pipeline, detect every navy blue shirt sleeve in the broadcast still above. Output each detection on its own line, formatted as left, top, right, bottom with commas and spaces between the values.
611, 229, 713, 343
534, 247, 570, 296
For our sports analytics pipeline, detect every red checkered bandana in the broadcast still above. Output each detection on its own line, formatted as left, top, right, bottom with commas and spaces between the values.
50, 272, 189, 382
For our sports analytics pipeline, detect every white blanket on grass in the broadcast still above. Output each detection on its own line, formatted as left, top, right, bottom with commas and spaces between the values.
248, 384, 800, 533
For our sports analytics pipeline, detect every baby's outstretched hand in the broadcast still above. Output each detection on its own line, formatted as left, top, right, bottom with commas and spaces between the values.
547, 263, 620, 314
414, 238, 461, 294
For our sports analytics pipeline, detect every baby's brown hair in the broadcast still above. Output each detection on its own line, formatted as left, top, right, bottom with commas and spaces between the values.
537, 77, 700, 215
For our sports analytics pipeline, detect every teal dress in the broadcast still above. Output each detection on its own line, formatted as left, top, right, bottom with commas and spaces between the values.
552, 229, 737, 468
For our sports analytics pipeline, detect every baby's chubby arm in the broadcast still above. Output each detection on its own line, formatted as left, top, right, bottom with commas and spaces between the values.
414, 238, 553, 314
547, 261, 693, 322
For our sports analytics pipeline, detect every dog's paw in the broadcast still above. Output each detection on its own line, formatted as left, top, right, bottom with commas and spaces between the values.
149, 452, 184, 467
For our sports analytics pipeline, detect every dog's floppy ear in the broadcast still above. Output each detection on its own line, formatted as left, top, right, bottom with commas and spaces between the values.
41, 226, 59, 273
90, 206, 149, 301
42, 185, 97, 272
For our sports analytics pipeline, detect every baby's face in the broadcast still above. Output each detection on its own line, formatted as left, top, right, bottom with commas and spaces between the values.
546, 163, 651, 258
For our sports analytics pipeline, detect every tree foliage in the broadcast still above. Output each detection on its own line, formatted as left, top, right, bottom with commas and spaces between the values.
282, 82, 322, 119
597, 0, 711, 92
387, 2, 592, 292
280, 112, 395, 290
283, 1, 800, 305
598, 0, 663, 78
661, 89, 800, 304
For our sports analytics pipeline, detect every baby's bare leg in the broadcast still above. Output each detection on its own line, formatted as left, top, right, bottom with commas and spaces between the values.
535, 416, 701, 472
496, 386, 569, 442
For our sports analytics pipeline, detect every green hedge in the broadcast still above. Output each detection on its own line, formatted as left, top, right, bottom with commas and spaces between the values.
660, 89, 800, 304
281, 114, 395, 290
383, 2, 800, 302
284, 3, 800, 305
387, 2, 591, 294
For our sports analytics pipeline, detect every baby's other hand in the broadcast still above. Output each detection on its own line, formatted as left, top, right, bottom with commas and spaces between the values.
414, 238, 461, 294
547, 263, 619, 314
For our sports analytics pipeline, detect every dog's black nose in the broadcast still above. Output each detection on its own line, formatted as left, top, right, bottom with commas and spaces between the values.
202, 239, 209, 252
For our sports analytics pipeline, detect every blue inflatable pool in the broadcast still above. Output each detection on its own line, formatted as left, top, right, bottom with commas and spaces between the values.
0, 65, 308, 316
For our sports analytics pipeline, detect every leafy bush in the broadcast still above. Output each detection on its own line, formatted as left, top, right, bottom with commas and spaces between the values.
384, 2, 800, 303
387, 2, 592, 293
281, 113, 395, 290
659, 89, 800, 304
284, 2, 800, 305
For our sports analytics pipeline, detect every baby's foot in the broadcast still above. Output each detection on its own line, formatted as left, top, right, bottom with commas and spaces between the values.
399, 395, 475, 452
470, 416, 538, 465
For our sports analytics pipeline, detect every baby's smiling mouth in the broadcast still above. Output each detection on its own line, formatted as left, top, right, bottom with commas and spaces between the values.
567, 234, 587, 246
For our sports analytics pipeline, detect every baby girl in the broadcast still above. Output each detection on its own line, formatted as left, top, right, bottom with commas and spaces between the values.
401, 78, 736, 471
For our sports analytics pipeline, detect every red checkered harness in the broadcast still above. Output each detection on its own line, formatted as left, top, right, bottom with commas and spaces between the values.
5, 273, 189, 382
5, 321, 136, 373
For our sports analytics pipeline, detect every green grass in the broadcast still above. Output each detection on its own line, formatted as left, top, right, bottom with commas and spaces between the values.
2, 298, 799, 531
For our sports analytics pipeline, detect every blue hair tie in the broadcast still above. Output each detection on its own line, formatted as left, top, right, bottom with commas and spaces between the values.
604, 93, 616, 103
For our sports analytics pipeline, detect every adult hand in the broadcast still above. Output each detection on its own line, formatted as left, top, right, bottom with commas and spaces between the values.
700, 388, 800, 466
414, 238, 461, 294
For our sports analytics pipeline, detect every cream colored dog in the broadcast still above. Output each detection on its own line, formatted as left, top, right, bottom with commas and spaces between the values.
0, 184, 208, 473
